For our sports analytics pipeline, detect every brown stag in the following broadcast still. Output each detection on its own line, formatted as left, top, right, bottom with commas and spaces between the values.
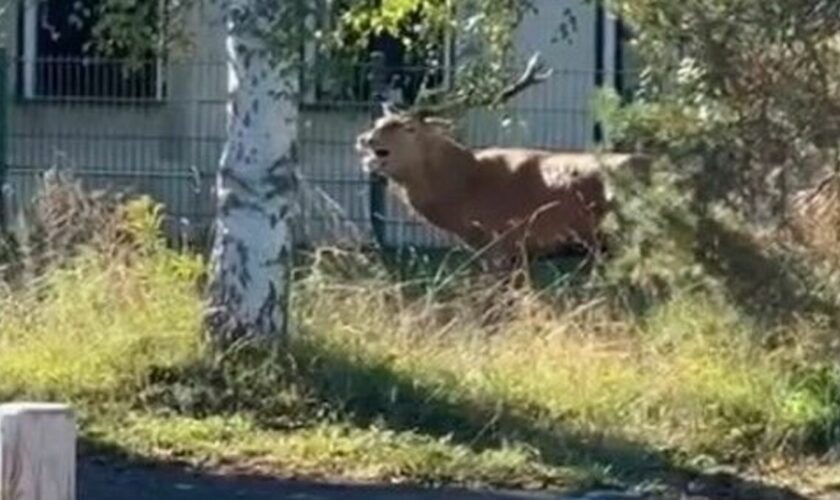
355, 54, 649, 268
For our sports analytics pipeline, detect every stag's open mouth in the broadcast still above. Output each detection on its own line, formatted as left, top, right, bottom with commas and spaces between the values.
359, 149, 385, 174
374, 149, 390, 158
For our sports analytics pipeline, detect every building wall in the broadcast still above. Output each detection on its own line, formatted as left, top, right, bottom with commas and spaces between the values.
2, 0, 617, 248
2, 3, 226, 236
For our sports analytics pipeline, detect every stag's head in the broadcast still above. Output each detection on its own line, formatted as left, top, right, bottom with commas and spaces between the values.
355, 104, 455, 182
355, 52, 553, 182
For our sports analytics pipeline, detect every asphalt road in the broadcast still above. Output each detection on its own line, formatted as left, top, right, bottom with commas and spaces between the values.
77, 459, 644, 500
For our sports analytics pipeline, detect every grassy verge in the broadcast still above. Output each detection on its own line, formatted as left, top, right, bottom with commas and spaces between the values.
1, 196, 839, 494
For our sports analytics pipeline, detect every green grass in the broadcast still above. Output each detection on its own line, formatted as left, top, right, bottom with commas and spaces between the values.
89, 414, 591, 487
0, 250, 202, 402
1, 197, 840, 493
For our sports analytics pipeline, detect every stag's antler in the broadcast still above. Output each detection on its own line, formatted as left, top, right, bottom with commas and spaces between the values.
493, 52, 554, 105
408, 52, 554, 120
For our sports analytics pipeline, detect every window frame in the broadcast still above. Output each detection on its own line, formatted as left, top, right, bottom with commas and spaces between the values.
17, 0, 167, 104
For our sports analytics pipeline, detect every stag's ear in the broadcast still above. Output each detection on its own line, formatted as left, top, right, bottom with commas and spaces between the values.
422, 116, 455, 135
381, 101, 400, 117
423, 116, 453, 127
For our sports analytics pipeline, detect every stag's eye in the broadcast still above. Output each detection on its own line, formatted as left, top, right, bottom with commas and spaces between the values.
374, 149, 390, 158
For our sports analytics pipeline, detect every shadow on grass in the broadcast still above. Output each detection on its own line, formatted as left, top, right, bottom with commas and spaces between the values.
124, 337, 810, 500
78, 439, 565, 500
695, 217, 840, 330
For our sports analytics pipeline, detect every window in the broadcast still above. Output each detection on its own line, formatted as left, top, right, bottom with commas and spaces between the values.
302, 1, 454, 106
17, 0, 165, 101
612, 19, 638, 103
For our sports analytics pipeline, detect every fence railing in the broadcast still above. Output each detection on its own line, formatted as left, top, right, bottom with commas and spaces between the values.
1, 52, 618, 250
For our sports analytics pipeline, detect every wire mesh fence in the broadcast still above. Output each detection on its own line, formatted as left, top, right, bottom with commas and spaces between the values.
1, 51, 618, 251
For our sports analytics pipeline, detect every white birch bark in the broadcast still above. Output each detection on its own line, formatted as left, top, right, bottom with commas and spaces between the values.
205, 0, 298, 342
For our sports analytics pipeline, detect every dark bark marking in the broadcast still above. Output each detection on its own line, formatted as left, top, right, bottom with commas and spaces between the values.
288, 141, 298, 164
219, 168, 259, 197
264, 154, 298, 200
255, 282, 279, 333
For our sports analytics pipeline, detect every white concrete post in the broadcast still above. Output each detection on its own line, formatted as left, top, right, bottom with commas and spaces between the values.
0, 403, 75, 500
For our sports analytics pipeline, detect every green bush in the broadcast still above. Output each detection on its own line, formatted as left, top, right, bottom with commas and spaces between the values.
604, 0, 840, 219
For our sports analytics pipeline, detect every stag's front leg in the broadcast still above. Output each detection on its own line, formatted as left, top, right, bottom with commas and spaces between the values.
474, 249, 531, 330
482, 241, 530, 289
460, 223, 528, 287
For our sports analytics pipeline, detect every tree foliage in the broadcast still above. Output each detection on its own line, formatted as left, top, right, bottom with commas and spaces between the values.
329, 0, 536, 110
601, 0, 840, 220
83, 0, 536, 113
589, 0, 840, 297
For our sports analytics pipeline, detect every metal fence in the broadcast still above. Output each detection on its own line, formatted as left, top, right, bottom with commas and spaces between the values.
0, 51, 616, 250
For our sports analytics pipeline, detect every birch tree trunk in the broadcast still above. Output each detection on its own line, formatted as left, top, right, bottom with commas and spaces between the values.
205, 0, 298, 343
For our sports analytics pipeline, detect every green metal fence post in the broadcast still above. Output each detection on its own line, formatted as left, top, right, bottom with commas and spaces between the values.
0, 46, 7, 231
592, 0, 605, 145
368, 51, 388, 249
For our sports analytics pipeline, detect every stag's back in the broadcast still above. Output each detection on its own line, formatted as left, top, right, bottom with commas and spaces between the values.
441, 148, 643, 258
